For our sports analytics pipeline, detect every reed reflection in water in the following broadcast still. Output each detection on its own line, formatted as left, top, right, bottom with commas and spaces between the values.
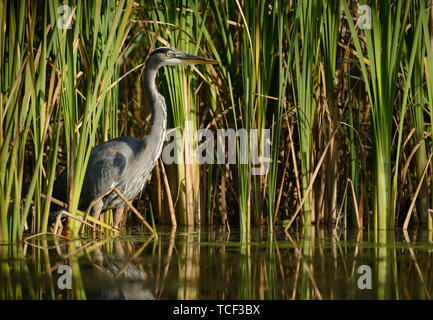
0, 226, 432, 300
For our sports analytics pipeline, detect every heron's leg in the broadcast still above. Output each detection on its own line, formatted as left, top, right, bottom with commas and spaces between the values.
92, 247, 104, 266
113, 240, 125, 258
91, 201, 103, 221
113, 207, 125, 229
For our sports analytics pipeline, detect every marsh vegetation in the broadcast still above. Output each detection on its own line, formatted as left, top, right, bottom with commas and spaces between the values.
1, 0, 433, 252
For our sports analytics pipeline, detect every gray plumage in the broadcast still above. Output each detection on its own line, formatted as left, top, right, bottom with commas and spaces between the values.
50, 47, 218, 228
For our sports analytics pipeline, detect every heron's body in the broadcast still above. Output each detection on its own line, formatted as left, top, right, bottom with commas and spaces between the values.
50, 47, 217, 229
52, 135, 162, 212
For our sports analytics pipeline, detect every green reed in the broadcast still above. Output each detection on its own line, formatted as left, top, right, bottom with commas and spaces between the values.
319, 0, 341, 225
407, 0, 429, 226
421, 1, 433, 230
343, 0, 423, 232
291, 0, 323, 225
0, 0, 132, 241
267, 2, 291, 233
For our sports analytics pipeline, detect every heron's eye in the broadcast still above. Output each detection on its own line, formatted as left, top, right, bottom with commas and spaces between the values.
166, 51, 172, 57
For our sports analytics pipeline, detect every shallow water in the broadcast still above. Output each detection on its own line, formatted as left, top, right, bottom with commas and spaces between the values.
1, 226, 432, 300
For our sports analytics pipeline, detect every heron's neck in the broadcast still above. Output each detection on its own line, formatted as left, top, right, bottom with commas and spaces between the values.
145, 65, 167, 125
142, 64, 167, 157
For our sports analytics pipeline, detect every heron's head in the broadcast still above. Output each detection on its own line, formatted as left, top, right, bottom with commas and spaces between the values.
147, 47, 218, 69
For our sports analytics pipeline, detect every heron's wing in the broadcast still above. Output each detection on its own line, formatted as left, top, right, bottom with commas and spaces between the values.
51, 136, 144, 213
79, 144, 128, 208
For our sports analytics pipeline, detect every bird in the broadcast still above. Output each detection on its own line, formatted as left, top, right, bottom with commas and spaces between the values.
50, 47, 218, 229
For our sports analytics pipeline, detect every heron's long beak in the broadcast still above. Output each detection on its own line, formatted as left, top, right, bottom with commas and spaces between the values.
176, 52, 219, 65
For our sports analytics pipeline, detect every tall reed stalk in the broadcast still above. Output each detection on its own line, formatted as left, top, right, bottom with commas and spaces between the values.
268, 2, 291, 232
319, 0, 341, 225
407, 0, 429, 225
422, 0, 433, 230
291, 1, 323, 225
342, 0, 420, 232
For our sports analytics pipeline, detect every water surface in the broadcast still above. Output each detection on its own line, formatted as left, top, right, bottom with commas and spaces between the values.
1, 226, 432, 300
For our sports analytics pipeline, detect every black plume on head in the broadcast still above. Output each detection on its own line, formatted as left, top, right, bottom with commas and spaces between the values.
150, 47, 172, 56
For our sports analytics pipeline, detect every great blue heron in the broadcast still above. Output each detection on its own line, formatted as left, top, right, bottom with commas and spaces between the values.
51, 47, 218, 229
